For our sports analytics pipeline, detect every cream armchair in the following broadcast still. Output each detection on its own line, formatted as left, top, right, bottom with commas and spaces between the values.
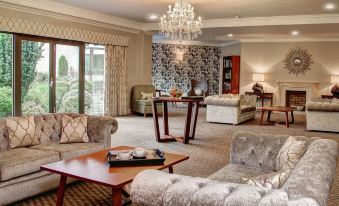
131, 85, 163, 117
205, 94, 257, 125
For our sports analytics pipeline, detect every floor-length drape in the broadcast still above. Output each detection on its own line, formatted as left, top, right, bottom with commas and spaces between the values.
104, 45, 128, 116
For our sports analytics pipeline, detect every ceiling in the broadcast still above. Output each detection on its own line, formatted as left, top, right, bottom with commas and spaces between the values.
53, 0, 337, 23
3, 0, 339, 45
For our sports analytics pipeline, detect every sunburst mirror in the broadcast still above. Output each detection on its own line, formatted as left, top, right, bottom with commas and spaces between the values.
283, 47, 313, 76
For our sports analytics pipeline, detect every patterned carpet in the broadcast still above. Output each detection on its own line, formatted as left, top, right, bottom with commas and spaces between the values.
12, 107, 339, 206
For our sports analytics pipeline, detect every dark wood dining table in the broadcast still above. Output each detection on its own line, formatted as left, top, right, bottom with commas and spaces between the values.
152, 97, 203, 144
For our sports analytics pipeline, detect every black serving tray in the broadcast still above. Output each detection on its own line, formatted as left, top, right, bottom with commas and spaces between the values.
107, 149, 166, 167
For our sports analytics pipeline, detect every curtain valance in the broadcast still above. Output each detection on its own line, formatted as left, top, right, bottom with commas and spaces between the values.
0, 15, 129, 46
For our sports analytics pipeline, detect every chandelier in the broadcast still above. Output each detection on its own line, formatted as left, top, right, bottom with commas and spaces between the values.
159, 0, 202, 41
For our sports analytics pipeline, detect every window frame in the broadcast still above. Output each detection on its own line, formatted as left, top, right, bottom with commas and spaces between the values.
10, 33, 85, 116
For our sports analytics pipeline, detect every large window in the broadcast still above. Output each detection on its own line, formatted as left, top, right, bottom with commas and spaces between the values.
0, 33, 105, 116
85, 44, 105, 115
0, 33, 13, 117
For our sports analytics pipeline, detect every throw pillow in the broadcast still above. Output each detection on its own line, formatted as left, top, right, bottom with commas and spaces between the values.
275, 136, 306, 171
242, 170, 291, 189
6, 116, 39, 148
141, 92, 153, 100
60, 115, 89, 144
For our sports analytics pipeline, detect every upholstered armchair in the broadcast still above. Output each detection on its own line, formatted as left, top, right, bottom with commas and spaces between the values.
205, 94, 257, 125
306, 99, 339, 132
130, 131, 338, 206
131, 85, 162, 117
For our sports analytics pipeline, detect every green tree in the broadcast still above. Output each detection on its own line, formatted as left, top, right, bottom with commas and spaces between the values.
0, 33, 13, 87
0, 87, 12, 117
21, 40, 44, 97
58, 55, 68, 76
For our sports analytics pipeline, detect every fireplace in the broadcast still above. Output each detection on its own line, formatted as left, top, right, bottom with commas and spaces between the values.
286, 90, 306, 110
278, 82, 319, 107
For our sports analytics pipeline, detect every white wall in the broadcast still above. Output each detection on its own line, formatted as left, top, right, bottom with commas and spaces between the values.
239, 42, 339, 103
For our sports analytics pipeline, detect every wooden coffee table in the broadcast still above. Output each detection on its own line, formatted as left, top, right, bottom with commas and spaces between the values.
41, 146, 189, 206
258, 106, 296, 128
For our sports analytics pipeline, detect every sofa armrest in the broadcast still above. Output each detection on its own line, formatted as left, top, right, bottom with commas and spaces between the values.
87, 115, 118, 148
130, 169, 319, 206
282, 139, 338, 206
240, 95, 257, 107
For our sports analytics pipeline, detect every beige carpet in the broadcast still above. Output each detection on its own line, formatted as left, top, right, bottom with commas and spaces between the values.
12, 107, 339, 205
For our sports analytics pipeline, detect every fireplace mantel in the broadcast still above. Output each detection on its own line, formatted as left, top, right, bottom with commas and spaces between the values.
277, 82, 320, 106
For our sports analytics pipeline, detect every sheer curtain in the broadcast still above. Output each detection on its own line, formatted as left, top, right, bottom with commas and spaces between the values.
104, 45, 128, 116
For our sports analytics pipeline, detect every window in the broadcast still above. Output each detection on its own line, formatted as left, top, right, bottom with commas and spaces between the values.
21, 40, 50, 115
85, 44, 105, 115
0, 33, 105, 116
0, 33, 13, 117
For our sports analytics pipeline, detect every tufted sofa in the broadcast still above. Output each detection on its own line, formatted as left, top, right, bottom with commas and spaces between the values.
130, 131, 338, 206
205, 94, 257, 125
0, 113, 118, 205
306, 99, 339, 132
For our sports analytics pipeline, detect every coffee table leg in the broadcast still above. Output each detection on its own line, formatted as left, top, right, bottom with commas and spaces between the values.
112, 188, 122, 206
267, 111, 272, 121
152, 101, 160, 142
285, 112, 289, 128
169, 166, 174, 174
56, 175, 67, 206
260, 110, 265, 125
291, 111, 295, 124
183, 102, 193, 144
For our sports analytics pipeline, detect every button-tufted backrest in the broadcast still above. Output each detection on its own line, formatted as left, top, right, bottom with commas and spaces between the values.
34, 113, 63, 144
231, 131, 317, 171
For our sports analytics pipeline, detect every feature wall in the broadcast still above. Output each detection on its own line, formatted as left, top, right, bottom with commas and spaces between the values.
152, 43, 221, 95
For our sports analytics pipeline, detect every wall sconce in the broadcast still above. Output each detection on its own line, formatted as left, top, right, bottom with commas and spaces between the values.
330, 75, 339, 96
252, 73, 265, 93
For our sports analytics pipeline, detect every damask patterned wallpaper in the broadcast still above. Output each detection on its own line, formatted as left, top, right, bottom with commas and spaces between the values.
152, 43, 221, 95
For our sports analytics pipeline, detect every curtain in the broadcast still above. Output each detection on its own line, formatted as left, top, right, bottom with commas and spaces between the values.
104, 45, 128, 116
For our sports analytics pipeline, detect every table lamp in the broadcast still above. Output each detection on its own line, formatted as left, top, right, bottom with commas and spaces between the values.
331, 75, 339, 96
252, 73, 265, 93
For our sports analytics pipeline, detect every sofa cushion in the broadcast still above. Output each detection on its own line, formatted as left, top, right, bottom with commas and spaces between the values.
240, 106, 256, 114
242, 169, 291, 189
141, 92, 153, 100
276, 136, 306, 171
60, 115, 89, 144
6, 116, 39, 148
208, 163, 273, 184
134, 100, 152, 106
0, 148, 59, 181
30, 142, 104, 160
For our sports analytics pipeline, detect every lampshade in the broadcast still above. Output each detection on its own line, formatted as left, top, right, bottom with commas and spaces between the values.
331, 75, 339, 84
252, 73, 265, 82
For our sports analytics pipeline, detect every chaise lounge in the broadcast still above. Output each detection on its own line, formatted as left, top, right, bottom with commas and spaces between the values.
130, 131, 338, 206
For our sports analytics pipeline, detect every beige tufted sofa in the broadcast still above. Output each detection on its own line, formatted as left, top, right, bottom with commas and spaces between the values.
130, 131, 338, 206
205, 94, 257, 125
306, 99, 339, 132
0, 113, 118, 205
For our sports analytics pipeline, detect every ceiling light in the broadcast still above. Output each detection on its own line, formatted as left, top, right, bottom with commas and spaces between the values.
228, 33, 234, 37
291, 31, 299, 36
148, 14, 158, 21
324, 3, 336, 10
159, 0, 202, 41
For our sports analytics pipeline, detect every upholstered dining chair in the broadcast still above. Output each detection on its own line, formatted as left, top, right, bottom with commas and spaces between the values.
189, 78, 209, 97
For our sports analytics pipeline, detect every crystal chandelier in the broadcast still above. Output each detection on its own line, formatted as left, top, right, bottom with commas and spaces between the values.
159, 0, 202, 41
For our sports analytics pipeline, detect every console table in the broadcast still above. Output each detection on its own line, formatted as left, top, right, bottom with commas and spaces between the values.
152, 97, 203, 144
245, 92, 273, 107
